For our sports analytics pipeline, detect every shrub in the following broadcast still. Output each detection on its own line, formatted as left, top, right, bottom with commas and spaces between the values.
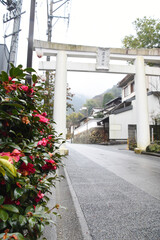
146, 143, 160, 153
0, 64, 63, 240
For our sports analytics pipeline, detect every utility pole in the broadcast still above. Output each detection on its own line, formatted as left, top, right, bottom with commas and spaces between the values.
2, 0, 25, 71
46, 0, 70, 51
26, 0, 36, 69
25, 0, 36, 85
47, 0, 53, 61
9, 0, 23, 65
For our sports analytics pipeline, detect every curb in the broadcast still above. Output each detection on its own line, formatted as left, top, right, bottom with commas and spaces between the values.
63, 166, 92, 240
141, 151, 160, 157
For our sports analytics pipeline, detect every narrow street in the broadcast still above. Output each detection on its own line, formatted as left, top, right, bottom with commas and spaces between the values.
56, 143, 160, 240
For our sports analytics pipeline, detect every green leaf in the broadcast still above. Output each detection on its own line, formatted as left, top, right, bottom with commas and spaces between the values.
6, 182, 11, 192
21, 156, 28, 165
14, 188, 24, 199
0, 209, 9, 221
18, 64, 23, 68
13, 67, 23, 77
9, 67, 14, 77
1, 71, 8, 81
2, 204, 19, 213
8, 143, 22, 151
35, 205, 43, 213
28, 217, 37, 228
0, 195, 4, 205
24, 67, 36, 73
19, 215, 27, 226
1, 102, 25, 109
0, 232, 25, 240
25, 205, 34, 214
0, 166, 5, 176
32, 74, 38, 83
0, 221, 7, 231
37, 223, 44, 232
14, 233, 25, 240
0, 157, 17, 177
8, 218, 18, 228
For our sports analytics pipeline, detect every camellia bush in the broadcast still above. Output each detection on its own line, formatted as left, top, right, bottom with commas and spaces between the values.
0, 64, 64, 240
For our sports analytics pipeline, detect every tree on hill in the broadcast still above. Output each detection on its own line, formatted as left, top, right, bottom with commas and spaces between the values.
66, 112, 84, 129
122, 17, 160, 49
83, 99, 101, 115
102, 93, 114, 107
104, 85, 121, 99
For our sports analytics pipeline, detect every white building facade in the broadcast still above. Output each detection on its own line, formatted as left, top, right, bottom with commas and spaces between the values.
109, 75, 160, 141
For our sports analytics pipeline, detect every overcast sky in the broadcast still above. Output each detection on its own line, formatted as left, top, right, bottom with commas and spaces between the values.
0, 0, 160, 97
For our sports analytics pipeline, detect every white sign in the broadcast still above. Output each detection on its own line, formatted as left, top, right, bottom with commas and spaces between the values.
96, 48, 110, 70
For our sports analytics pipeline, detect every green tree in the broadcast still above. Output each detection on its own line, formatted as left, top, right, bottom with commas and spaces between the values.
102, 93, 114, 107
83, 99, 100, 115
67, 112, 84, 129
122, 17, 160, 48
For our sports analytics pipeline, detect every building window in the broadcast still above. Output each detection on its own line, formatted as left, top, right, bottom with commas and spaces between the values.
131, 82, 134, 93
124, 86, 129, 97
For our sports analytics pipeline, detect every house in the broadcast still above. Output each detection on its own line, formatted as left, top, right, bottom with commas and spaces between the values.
72, 98, 122, 144
106, 75, 160, 143
72, 74, 160, 145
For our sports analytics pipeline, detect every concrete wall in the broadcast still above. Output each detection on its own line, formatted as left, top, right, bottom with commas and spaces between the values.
74, 119, 103, 135
73, 127, 107, 144
109, 104, 136, 140
148, 94, 160, 124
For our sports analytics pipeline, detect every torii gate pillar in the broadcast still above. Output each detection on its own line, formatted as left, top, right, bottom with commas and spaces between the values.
135, 56, 150, 151
54, 51, 68, 155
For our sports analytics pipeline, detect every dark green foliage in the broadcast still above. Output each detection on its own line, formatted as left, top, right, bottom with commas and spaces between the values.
122, 16, 160, 48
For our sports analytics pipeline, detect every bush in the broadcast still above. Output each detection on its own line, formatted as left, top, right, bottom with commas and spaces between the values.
0, 64, 63, 240
146, 143, 160, 153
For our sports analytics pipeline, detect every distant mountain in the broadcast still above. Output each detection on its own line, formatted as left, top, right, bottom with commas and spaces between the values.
93, 85, 121, 104
67, 94, 88, 113
67, 85, 121, 114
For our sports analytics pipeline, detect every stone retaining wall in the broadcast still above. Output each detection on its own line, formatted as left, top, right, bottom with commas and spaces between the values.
73, 127, 108, 144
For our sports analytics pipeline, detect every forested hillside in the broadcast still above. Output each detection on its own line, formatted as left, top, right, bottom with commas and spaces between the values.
68, 85, 121, 113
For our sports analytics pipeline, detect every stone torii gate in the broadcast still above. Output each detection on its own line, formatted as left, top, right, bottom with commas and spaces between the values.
34, 40, 160, 153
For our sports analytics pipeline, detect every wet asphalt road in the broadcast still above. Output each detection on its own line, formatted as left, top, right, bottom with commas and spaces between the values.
62, 143, 160, 240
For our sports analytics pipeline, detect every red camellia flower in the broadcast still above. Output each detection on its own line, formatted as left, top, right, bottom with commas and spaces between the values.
48, 135, 53, 140
15, 200, 20, 205
19, 162, 36, 176
0, 149, 23, 164
33, 113, 49, 123
16, 182, 22, 188
29, 155, 34, 161
35, 191, 44, 203
42, 159, 57, 171
20, 85, 29, 91
37, 138, 49, 147
41, 112, 47, 117
32, 111, 49, 124
27, 88, 34, 97
0, 180, 6, 185
19, 85, 34, 97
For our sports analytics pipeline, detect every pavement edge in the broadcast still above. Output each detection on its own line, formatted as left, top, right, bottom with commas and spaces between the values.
63, 166, 92, 240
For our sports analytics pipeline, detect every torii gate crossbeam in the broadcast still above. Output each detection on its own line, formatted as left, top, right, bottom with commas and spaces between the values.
34, 40, 160, 153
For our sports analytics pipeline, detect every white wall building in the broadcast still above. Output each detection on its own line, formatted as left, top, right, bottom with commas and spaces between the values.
109, 75, 160, 141
74, 118, 103, 136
